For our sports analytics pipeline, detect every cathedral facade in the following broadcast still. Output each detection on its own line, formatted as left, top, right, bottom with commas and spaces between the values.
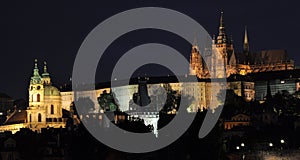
189, 12, 295, 78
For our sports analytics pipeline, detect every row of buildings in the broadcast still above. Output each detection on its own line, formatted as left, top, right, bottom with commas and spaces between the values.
0, 59, 299, 134
0, 12, 299, 134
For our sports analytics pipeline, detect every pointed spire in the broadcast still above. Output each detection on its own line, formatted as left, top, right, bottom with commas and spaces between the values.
244, 26, 248, 44
220, 11, 224, 28
243, 26, 249, 54
217, 11, 227, 44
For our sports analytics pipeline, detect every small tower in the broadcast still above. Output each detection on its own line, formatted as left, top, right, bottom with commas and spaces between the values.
30, 59, 42, 85
29, 59, 44, 107
212, 11, 234, 78
42, 61, 51, 85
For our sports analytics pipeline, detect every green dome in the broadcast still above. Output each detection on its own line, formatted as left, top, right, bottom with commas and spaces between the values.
44, 85, 60, 96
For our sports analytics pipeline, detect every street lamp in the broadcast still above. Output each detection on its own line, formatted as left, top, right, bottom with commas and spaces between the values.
280, 139, 285, 144
241, 143, 245, 147
269, 143, 273, 147
236, 146, 240, 150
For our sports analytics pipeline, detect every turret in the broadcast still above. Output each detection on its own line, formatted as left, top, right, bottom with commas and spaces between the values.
42, 61, 51, 85
30, 59, 42, 85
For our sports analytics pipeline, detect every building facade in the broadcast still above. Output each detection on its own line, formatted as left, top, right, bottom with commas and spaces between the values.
189, 12, 295, 79
0, 60, 66, 133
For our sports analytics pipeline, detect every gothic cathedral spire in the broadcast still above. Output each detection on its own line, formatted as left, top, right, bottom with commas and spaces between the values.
217, 11, 227, 44
243, 26, 249, 54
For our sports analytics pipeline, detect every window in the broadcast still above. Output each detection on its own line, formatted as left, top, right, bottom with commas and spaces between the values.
38, 113, 42, 122
37, 94, 40, 102
29, 114, 31, 122
51, 105, 54, 114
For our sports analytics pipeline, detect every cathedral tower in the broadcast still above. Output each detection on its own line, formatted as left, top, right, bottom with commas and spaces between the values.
29, 59, 44, 108
212, 11, 235, 78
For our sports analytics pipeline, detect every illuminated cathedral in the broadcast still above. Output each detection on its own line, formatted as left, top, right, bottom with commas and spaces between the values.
189, 12, 295, 78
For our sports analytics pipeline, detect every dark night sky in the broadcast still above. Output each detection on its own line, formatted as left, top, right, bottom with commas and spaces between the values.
2, 0, 300, 99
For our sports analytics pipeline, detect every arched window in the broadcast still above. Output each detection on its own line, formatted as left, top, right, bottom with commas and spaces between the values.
38, 113, 42, 122
51, 105, 54, 114
29, 114, 32, 122
37, 94, 40, 102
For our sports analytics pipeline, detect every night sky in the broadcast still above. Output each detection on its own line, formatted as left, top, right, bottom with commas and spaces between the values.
2, 0, 300, 99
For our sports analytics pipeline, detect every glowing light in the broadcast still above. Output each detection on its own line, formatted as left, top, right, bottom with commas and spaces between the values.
241, 143, 245, 147
280, 139, 285, 144
269, 143, 273, 147
236, 146, 240, 150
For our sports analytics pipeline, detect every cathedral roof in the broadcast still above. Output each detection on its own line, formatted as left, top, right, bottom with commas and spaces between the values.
234, 49, 292, 65
253, 49, 291, 64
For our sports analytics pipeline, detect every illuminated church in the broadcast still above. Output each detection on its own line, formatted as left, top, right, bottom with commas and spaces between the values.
0, 60, 65, 133
189, 12, 295, 78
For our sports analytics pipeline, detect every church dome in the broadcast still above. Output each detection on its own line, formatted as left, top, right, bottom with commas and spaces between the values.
44, 85, 60, 96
